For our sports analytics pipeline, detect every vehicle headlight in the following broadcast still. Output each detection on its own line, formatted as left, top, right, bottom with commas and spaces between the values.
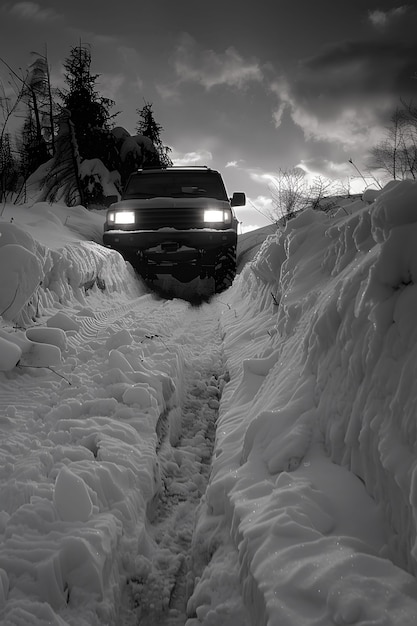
114, 211, 136, 225
204, 209, 224, 222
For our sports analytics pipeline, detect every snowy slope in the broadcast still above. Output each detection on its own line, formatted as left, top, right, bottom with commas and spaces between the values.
1, 183, 417, 625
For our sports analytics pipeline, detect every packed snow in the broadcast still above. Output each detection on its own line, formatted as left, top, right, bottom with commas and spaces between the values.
1, 180, 417, 625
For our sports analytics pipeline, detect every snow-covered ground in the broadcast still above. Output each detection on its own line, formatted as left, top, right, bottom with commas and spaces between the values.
1, 181, 417, 625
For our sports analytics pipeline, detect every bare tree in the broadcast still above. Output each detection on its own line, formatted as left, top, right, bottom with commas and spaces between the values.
309, 176, 342, 212
0, 53, 55, 199
372, 106, 417, 180
38, 109, 84, 206
1, 55, 52, 158
26, 51, 56, 154
399, 100, 417, 178
269, 167, 309, 222
0, 77, 25, 202
268, 168, 341, 222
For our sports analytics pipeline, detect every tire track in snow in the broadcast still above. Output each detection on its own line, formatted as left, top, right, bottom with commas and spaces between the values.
67, 293, 159, 344
0, 294, 166, 421
124, 303, 227, 626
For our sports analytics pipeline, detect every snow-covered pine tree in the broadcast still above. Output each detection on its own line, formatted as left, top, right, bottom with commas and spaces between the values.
113, 127, 159, 185
58, 44, 119, 205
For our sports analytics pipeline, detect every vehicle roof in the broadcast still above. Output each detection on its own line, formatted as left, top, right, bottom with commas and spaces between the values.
133, 166, 220, 174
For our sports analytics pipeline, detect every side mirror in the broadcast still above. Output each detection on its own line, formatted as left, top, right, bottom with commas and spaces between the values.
231, 192, 246, 207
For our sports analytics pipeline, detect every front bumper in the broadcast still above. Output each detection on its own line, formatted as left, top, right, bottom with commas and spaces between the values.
103, 228, 237, 252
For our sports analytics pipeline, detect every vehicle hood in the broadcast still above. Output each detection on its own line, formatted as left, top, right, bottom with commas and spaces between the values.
111, 197, 231, 210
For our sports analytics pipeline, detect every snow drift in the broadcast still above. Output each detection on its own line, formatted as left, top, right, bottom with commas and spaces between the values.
193, 179, 417, 625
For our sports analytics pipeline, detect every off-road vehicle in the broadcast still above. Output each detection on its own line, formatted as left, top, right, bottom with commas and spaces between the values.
103, 166, 245, 292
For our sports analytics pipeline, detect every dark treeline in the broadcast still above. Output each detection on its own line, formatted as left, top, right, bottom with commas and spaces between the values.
0, 43, 172, 206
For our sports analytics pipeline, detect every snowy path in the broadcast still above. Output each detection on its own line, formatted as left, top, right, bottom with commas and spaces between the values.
125, 335, 224, 625
0, 284, 244, 625
118, 295, 230, 625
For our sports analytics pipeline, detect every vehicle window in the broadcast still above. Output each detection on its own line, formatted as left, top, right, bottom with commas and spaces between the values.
123, 172, 228, 200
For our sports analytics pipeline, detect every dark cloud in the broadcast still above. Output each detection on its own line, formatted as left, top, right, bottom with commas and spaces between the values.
168, 33, 263, 92
272, 33, 417, 154
300, 39, 417, 99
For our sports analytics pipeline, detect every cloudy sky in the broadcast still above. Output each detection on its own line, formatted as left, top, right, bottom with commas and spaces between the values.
1, 0, 417, 229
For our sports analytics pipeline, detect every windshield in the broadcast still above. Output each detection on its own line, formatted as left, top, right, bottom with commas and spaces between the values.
123, 171, 229, 200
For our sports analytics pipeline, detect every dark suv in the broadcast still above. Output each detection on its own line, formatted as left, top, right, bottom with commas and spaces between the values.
103, 166, 245, 291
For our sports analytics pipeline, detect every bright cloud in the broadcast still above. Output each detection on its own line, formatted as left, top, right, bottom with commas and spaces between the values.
290, 102, 387, 148
8, 1, 62, 21
273, 102, 287, 128
249, 194, 274, 212
242, 194, 274, 222
249, 170, 279, 186
174, 33, 263, 90
226, 160, 245, 168
171, 149, 213, 166
297, 157, 354, 181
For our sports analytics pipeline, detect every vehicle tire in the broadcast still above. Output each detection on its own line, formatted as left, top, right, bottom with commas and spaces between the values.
119, 250, 138, 268
214, 245, 236, 293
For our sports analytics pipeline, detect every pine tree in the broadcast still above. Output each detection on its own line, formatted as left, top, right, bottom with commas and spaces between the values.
57, 43, 120, 204
136, 101, 172, 167
18, 111, 49, 178
0, 132, 19, 202
60, 44, 119, 172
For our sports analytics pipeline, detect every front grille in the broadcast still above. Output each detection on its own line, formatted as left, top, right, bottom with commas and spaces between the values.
123, 208, 226, 230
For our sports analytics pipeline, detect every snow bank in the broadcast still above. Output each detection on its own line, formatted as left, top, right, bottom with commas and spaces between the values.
0, 293, 186, 625
0, 205, 139, 327
236, 223, 277, 272
196, 181, 417, 625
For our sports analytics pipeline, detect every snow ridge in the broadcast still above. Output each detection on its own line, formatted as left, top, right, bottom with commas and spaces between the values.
202, 181, 417, 625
